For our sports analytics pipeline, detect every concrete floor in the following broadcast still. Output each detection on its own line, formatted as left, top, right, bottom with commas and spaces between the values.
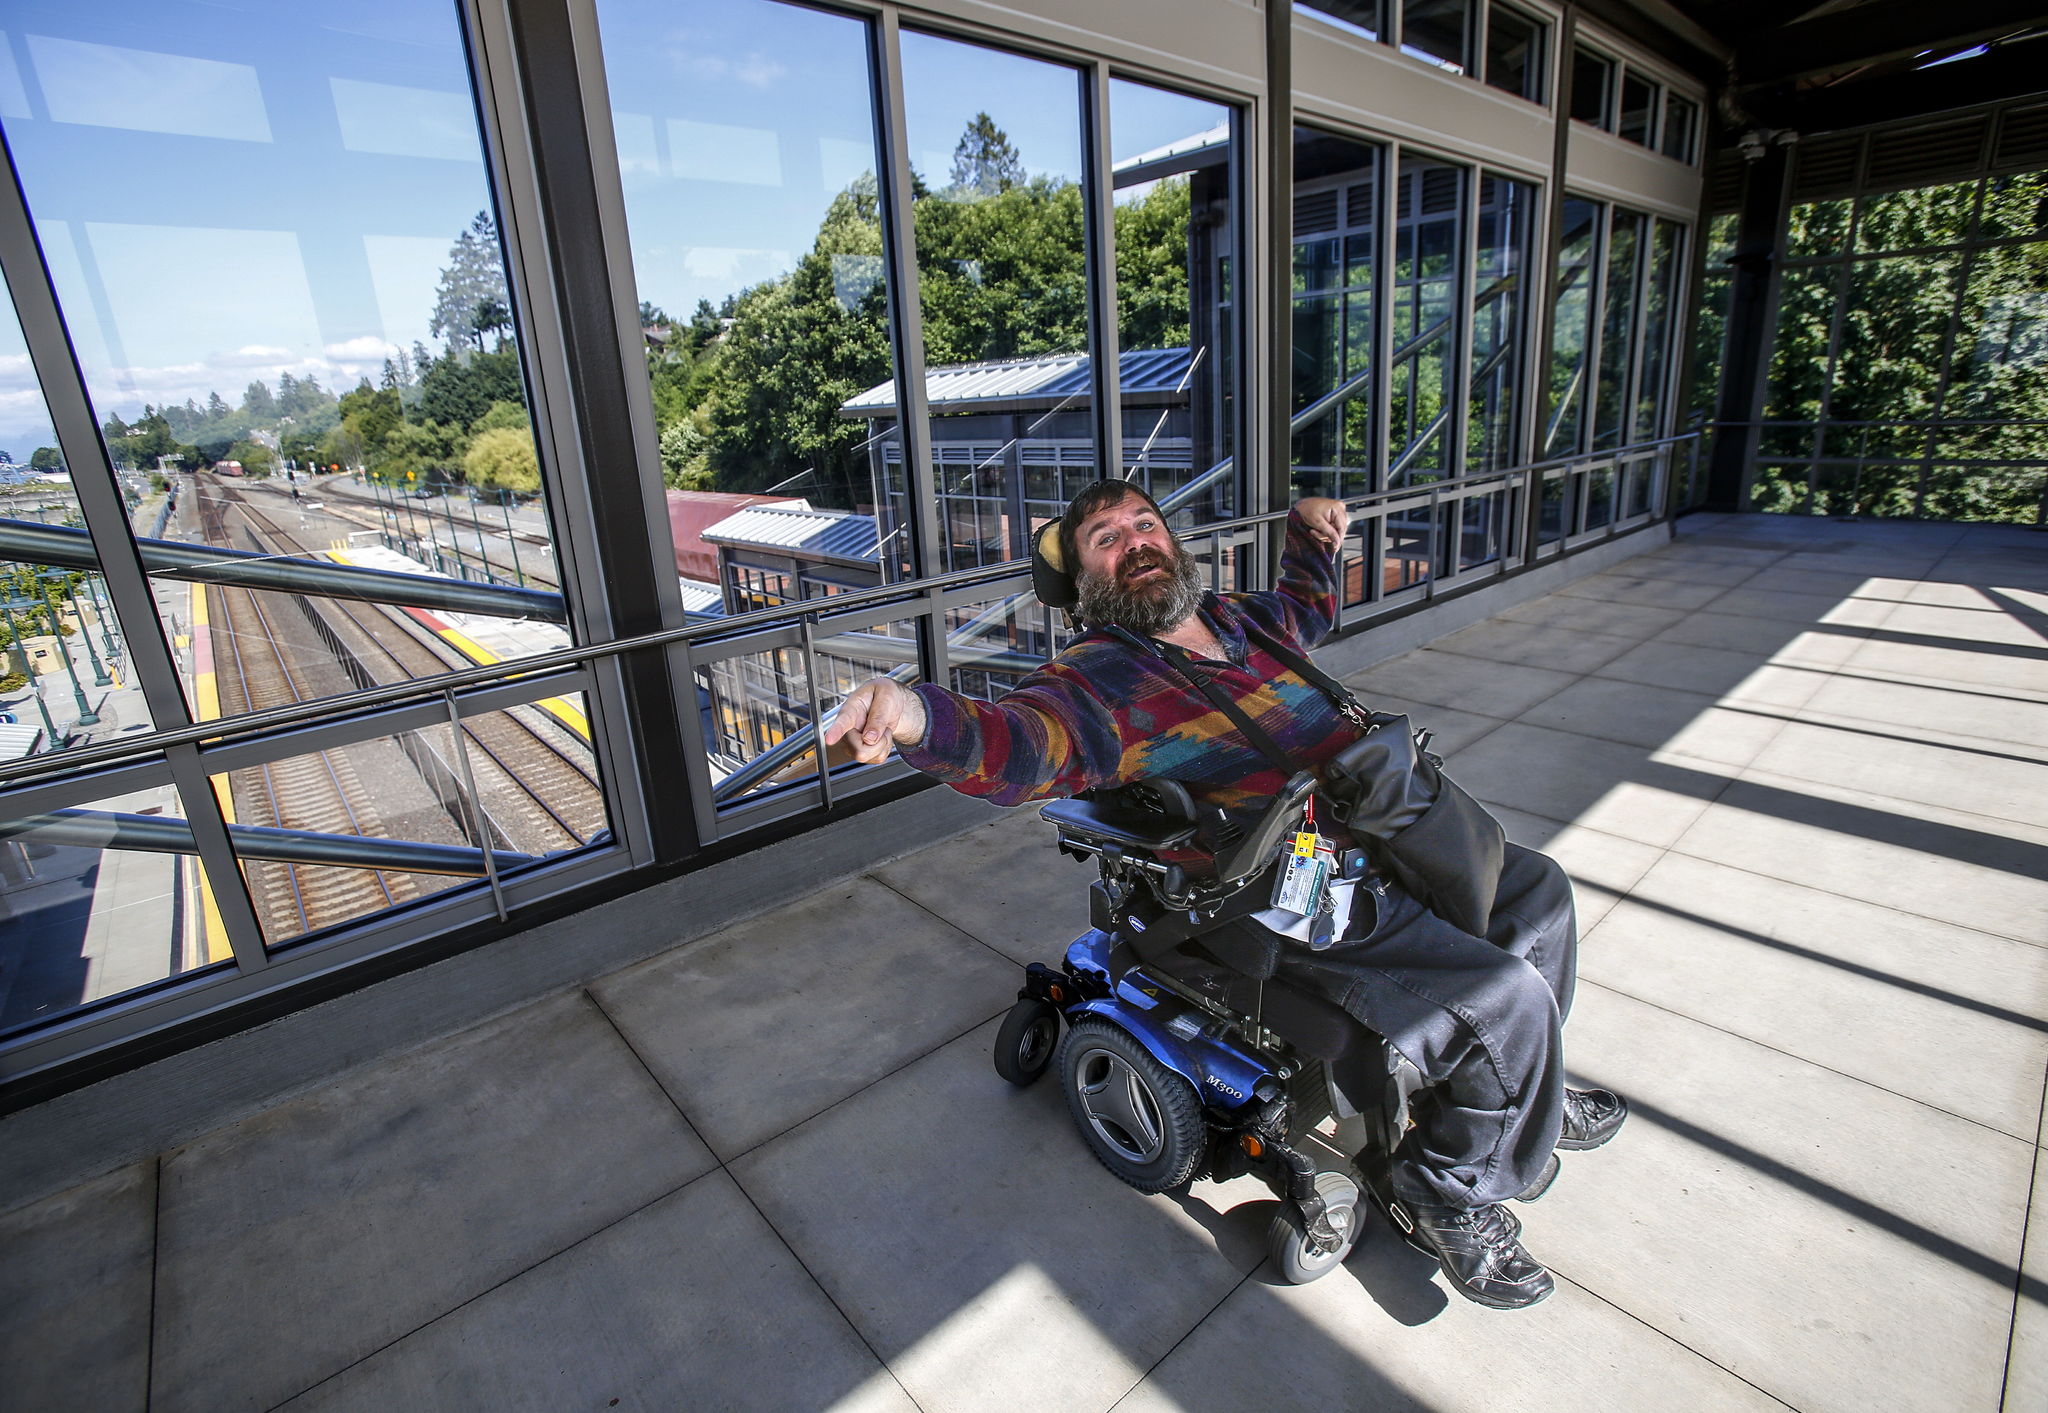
2, 512, 2043, 1411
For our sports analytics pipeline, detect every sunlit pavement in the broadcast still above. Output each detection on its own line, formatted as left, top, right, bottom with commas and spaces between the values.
2, 513, 2043, 1411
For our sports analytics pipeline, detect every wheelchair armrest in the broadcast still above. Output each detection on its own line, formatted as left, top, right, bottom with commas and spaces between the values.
1210, 770, 1319, 886
1039, 796, 1198, 852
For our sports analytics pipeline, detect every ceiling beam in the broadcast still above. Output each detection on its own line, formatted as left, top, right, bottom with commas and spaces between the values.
1736, 35, 2048, 134
1734, 0, 2044, 89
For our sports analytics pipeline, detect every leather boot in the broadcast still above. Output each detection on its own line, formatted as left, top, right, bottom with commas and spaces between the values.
1399, 1200, 1554, 1309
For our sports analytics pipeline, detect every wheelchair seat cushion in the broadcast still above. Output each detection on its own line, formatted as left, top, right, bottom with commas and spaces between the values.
1040, 794, 1198, 851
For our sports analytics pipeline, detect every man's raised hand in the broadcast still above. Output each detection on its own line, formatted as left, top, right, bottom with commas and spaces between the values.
1295, 496, 1350, 549
821, 677, 929, 764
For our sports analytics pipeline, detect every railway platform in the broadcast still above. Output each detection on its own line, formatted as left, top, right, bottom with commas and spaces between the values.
1, 512, 2044, 1412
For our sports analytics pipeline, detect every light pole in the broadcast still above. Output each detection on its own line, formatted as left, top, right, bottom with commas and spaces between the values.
54, 572, 111, 686
0, 594, 61, 750
37, 572, 99, 726
85, 573, 118, 659
499, 494, 525, 586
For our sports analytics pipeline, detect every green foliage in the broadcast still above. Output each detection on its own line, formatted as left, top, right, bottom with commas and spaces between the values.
464, 426, 540, 494
1114, 180, 1194, 349
470, 399, 529, 436
420, 347, 523, 430
148, 472, 169, 494
0, 673, 24, 693
27, 446, 63, 471
226, 439, 276, 477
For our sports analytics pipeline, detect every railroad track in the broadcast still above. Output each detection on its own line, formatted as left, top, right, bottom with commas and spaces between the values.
192, 480, 605, 937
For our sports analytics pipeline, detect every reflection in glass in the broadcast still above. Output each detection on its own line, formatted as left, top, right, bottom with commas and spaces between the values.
0, 281, 150, 751
0, 783, 223, 1035
1111, 79, 1242, 525
217, 692, 604, 947
1389, 157, 1464, 488
3, 0, 565, 726
1485, 4, 1545, 103
1617, 69, 1655, 147
1632, 219, 1685, 452
1593, 207, 1645, 456
1402, 0, 1469, 73
900, 32, 1094, 575
947, 592, 1062, 702
1571, 48, 1612, 127
593, 0, 897, 612
1469, 175, 1534, 473
703, 616, 926, 801
1302, 2, 1385, 41
1545, 199, 1599, 457
1788, 199, 1853, 258
1661, 94, 1699, 163
1290, 129, 1383, 502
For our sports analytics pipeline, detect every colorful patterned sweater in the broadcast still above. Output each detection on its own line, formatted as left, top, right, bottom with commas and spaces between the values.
902, 507, 1366, 818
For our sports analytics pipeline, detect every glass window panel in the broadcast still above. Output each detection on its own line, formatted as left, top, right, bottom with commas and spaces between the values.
1617, 69, 1656, 147
1469, 174, 1534, 473
0, 782, 226, 1034
1402, 0, 1470, 74
1788, 199, 1853, 258
1484, 4, 1545, 103
1661, 93, 1699, 163
1389, 157, 1463, 488
1290, 129, 1383, 501
1762, 262, 1844, 456
1593, 208, 1645, 452
1632, 218, 1685, 446
1571, 47, 1612, 128
1544, 197, 1600, 456
212, 691, 605, 948
707, 612, 926, 804
0, 291, 154, 753
1939, 237, 2048, 518
1302, 2, 1385, 42
1977, 172, 2048, 243
901, 32, 1093, 574
1110, 79, 1241, 523
945, 590, 1063, 701
1856, 181, 1979, 253
1831, 253, 1965, 449
2, 1, 571, 723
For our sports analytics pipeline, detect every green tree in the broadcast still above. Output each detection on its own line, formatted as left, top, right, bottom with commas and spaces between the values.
420, 346, 522, 428
949, 112, 1025, 196
469, 399, 529, 436
430, 211, 511, 353
374, 420, 463, 485
28, 446, 63, 471
464, 425, 540, 494
242, 379, 276, 420
337, 381, 402, 456
226, 439, 276, 477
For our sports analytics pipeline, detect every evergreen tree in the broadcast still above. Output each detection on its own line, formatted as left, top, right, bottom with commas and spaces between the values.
949, 113, 1025, 197
242, 379, 276, 420
429, 211, 511, 353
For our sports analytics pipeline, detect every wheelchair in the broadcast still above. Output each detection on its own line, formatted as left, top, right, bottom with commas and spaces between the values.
991, 770, 1427, 1283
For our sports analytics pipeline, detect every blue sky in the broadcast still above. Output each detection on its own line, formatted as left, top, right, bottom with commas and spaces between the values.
0, 0, 1230, 454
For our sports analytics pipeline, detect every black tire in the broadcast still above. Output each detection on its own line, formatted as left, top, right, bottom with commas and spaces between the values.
1057, 1016, 1207, 1193
993, 999, 1061, 1086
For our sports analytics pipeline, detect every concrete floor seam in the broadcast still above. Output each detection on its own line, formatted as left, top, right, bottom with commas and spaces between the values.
863, 871, 1039, 975
1995, 1052, 2048, 1413
1573, 977, 2038, 1145
720, 1164, 932, 1413
581, 986, 716, 1154
1103, 1266, 1257, 1412
1543, 1267, 1803, 1412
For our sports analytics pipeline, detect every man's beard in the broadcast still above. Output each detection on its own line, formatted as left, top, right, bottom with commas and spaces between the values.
1075, 541, 1204, 636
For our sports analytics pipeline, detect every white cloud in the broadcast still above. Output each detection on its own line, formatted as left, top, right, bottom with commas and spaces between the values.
612, 110, 660, 182
217, 345, 297, 367
324, 336, 398, 361
681, 246, 791, 283
670, 47, 789, 90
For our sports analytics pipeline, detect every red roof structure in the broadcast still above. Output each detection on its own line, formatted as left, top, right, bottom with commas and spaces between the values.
664, 490, 806, 582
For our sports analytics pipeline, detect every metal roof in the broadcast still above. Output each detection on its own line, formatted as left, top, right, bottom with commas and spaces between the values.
0, 723, 42, 759
676, 577, 725, 615
839, 346, 1195, 418
700, 504, 882, 565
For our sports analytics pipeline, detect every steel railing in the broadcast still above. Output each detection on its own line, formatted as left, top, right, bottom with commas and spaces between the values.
1717, 418, 2048, 523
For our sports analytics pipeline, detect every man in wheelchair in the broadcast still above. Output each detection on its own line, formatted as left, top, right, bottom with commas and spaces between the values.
826, 480, 1626, 1310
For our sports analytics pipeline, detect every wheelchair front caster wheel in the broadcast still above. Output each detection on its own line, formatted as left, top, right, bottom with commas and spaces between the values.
1268, 1172, 1362, 1284
993, 998, 1061, 1086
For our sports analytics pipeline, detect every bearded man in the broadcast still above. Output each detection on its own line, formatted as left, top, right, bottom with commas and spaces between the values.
826, 480, 1623, 1309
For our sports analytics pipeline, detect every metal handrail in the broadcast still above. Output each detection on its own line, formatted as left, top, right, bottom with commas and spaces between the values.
0, 434, 1698, 800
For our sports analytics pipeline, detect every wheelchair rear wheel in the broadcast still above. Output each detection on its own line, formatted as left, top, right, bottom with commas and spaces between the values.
1268, 1172, 1362, 1284
993, 999, 1061, 1086
1057, 1016, 1206, 1193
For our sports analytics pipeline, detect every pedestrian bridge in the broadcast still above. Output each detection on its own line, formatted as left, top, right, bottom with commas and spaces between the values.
2, 511, 2042, 1412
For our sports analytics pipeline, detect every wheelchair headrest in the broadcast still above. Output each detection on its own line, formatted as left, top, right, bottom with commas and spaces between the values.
1030, 520, 1077, 610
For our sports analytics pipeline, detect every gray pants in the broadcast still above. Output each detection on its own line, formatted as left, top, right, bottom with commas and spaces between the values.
1274, 842, 1578, 1208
